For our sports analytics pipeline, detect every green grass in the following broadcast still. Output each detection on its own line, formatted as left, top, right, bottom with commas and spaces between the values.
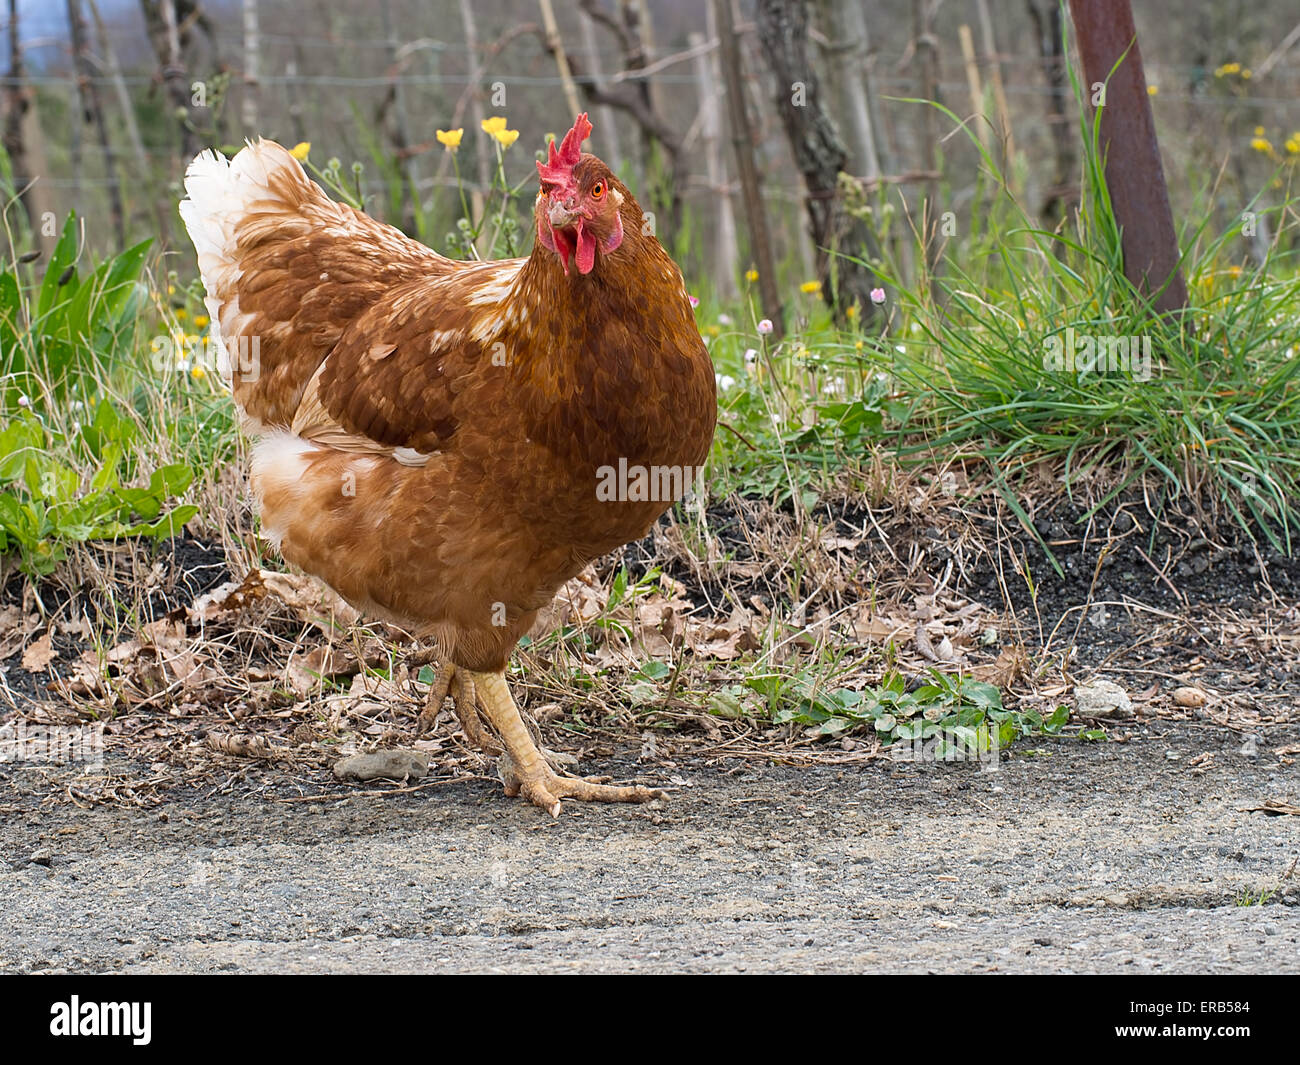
698, 74, 1300, 560
4, 85, 1300, 747
0, 204, 213, 577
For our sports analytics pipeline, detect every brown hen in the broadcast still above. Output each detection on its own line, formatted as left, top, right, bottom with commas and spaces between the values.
180, 114, 716, 814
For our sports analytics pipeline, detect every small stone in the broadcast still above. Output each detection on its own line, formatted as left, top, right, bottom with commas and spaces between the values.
1075, 679, 1133, 719
29, 848, 52, 866
332, 749, 429, 782
1172, 686, 1208, 708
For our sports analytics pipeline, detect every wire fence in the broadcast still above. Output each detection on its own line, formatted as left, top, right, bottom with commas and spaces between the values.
6, 7, 1298, 276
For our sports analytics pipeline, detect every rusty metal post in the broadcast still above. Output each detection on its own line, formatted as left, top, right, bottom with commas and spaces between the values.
1068, 0, 1187, 314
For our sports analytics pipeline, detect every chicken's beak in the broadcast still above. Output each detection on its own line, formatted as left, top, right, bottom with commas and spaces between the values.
548, 199, 579, 229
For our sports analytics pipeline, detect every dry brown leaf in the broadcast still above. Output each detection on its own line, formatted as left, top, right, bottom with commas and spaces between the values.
534, 569, 607, 633
258, 570, 360, 632
190, 569, 359, 635
286, 644, 378, 697
691, 608, 760, 660
188, 575, 268, 622
58, 614, 93, 640
635, 597, 691, 659
972, 647, 1027, 686
915, 622, 956, 663
21, 631, 57, 672
819, 533, 862, 552
57, 652, 106, 698
850, 606, 909, 644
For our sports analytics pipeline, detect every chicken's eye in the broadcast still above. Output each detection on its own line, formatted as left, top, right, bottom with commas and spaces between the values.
590, 182, 605, 200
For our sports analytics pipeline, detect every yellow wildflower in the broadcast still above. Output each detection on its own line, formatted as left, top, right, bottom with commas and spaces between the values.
289, 142, 311, 161
1146, 84, 1158, 96
1241, 68, 1252, 79
706, 324, 720, 337
175, 308, 187, 319
191, 364, 207, 381
436, 128, 464, 151
1255, 126, 1266, 136
799, 280, 821, 294
845, 304, 859, 319
481, 116, 508, 135
1251, 137, 1273, 154
194, 314, 209, 328
1220, 62, 1241, 76
1227, 265, 1242, 277
744, 269, 759, 283
1286, 139, 1300, 155
492, 128, 520, 148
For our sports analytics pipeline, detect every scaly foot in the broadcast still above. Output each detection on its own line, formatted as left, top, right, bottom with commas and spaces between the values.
497, 750, 663, 817
469, 669, 664, 816
414, 661, 501, 756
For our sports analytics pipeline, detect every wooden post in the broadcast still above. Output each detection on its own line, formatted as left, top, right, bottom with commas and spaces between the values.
3, 0, 55, 256
714, 0, 782, 336
88, 0, 147, 179
912, 0, 940, 294
241, 0, 259, 133
957, 24, 989, 153
155, 0, 202, 161
380, 0, 420, 235
974, 0, 1014, 163
1027, 0, 1079, 228
1067, 0, 1188, 313
68, 0, 124, 248
577, 7, 623, 172
539, 0, 583, 120
284, 54, 306, 144
690, 30, 737, 301
815, 0, 883, 180
458, 0, 490, 243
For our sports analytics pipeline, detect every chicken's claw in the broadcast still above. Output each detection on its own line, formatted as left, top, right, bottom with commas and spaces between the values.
497, 750, 664, 818
470, 669, 664, 816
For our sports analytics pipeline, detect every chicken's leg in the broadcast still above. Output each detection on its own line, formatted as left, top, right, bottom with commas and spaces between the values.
415, 662, 501, 755
467, 669, 663, 817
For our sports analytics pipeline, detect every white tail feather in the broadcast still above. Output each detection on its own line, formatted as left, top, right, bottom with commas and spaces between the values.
178, 140, 303, 407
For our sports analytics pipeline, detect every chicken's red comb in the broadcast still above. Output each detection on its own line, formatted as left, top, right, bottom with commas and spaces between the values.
537, 113, 593, 187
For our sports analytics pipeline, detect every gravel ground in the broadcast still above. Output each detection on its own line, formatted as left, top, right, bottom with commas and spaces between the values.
2, 719, 1296, 974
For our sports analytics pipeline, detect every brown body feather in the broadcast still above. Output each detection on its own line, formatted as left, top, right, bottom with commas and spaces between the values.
189, 141, 715, 671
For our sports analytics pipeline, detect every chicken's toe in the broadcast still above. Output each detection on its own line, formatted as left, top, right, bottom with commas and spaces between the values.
414, 660, 456, 737
474, 669, 662, 816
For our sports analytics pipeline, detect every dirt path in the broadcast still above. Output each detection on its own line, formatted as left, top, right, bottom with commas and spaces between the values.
2, 720, 1296, 974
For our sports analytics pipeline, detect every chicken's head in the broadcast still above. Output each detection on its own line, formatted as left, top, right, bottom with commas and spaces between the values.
535, 113, 625, 276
